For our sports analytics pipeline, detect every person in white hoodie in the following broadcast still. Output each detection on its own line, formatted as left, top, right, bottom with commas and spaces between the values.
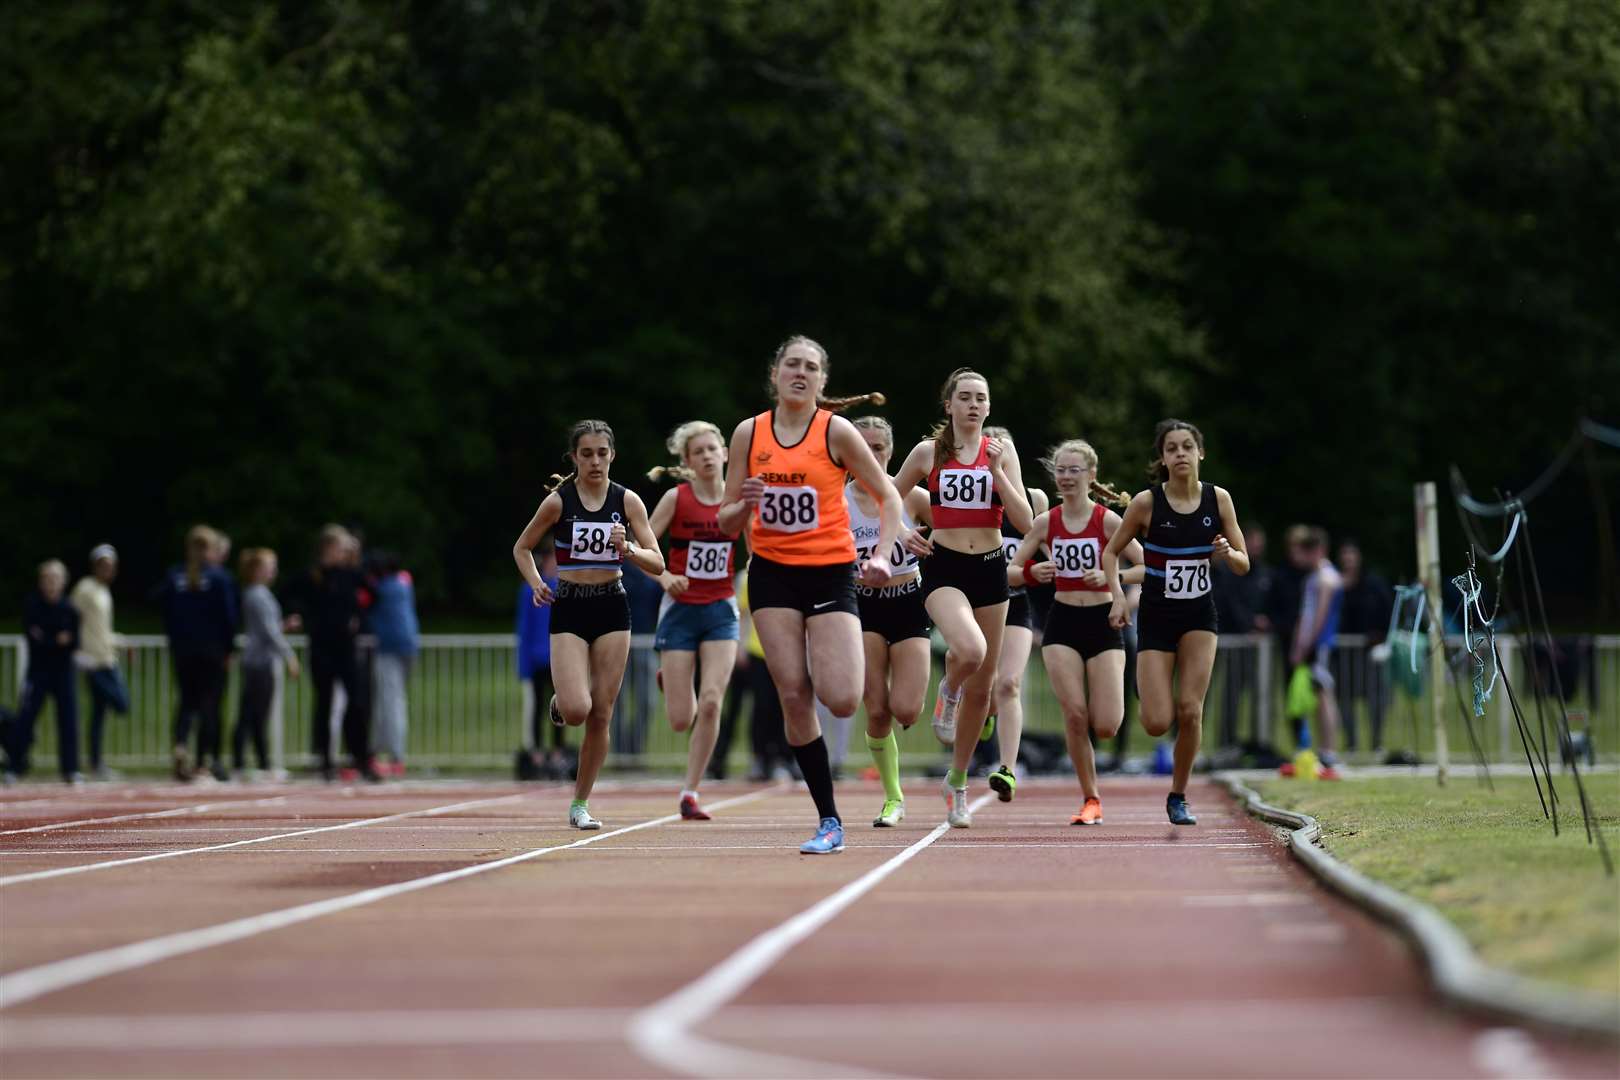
71, 545, 128, 781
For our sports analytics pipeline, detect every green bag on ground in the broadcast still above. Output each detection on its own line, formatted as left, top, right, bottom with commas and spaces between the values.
1286, 663, 1318, 720
1388, 630, 1427, 698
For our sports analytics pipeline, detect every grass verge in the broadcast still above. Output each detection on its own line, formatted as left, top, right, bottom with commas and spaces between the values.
1255, 774, 1620, 998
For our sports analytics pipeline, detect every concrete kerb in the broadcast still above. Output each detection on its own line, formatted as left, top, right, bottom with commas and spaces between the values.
1218, 774, 1620, 1044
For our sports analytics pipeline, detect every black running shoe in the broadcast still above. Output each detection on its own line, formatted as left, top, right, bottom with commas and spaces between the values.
1167, 792, 1198, 826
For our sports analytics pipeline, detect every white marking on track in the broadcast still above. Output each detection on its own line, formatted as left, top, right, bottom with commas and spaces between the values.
0, 794, 528, 887
1180, 891, 1313, 907
0, 1008, 630, 1051
0, 786, 780, 1010
0, 796, 291, 836
627, 793, 997, 1079
1263, 923, 1350, 945
1472, 1027, 1558, 1079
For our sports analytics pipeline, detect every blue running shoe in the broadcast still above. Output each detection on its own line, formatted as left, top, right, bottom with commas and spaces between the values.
1166, 792, 1198, 826
800, 817, 845, 854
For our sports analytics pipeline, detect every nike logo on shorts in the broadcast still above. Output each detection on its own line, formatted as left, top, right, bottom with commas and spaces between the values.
812, 601, 836, 611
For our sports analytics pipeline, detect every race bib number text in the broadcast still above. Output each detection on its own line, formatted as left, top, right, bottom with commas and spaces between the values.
1164, 558, 1211, 598
758, 486, 820, 533
1051, 537, 1101, 579
570, 522, 617, 561
684, 540, 731, 580
937, 469, 993, 510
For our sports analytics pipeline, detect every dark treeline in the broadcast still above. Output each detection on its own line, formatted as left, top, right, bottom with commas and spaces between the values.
2, 1, 1616, 620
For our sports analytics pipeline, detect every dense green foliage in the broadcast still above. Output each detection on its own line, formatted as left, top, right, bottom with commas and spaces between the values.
3, 1, 1615, 616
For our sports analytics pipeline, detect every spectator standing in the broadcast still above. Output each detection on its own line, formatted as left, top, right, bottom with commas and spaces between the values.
1286, 525, 1345, 776
610, 560, 662, 756
71, 545, 128, 780
516, 547, 567, 778
287, 525, 377, 781
1336, 539, 1395, 754
368, 551, 419, 776
3, 560, 82, 783
1212, 526, 1274, 746
234, 548, 299, 777
158, 526, 238, 781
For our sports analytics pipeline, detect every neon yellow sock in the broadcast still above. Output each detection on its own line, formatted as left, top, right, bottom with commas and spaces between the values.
866, 731, 902, 803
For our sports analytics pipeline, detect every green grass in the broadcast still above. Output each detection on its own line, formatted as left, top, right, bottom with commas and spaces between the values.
1255, 774, 1620, 998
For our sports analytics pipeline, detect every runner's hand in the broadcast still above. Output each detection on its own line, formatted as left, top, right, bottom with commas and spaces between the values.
1108, 596, 1129, 629
1027, 561, 1056, 585
532, 582, 554, 607
902, 526, 934, 558
1212, 534, 1233, 561
1081, 568, 1107, 588
739, 476, 766, 507
610, 523, 629, 555
662, 573, 690, 598
860, 554, 894, 589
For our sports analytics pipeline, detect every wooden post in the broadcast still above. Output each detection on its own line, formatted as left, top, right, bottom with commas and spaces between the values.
1415, 482, 1449, 784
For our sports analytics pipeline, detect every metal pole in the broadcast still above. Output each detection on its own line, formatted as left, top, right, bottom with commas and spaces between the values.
1415, 481, 1449, 784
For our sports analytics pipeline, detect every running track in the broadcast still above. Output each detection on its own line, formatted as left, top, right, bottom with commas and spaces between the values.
0, 777, 1612, 1078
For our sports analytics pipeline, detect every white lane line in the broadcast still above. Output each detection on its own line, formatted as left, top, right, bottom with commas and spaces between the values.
582, 841, 1268, 852
0, 1008, 630, 1051
0, 794, 529, 887
0, 796, 292, 836
0, 786, 781, 1010
628, 792, 997, 1080
1472, 1027, 1558, 1080
0, 996, 1417, 1054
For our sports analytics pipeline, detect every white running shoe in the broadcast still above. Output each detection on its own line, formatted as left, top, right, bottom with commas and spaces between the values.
941, 778, 971, 828
873, 798, 905, 827
930, 684, 961, 744
569, 803, 602, 830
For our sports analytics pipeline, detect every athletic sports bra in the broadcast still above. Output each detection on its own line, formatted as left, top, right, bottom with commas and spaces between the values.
1047, 502, 1109, 593
555, 480, 627, 571
746, 409, 857, 566
928, 436, 1004, 530
666, 482, 736, 604
1141, 483, 1219, 603
846, 481, 919, 578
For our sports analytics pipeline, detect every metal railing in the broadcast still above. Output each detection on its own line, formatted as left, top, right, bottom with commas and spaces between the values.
1, 632, 1613, 772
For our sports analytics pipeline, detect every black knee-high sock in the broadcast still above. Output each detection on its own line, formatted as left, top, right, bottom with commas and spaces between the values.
791, 736, 840, 823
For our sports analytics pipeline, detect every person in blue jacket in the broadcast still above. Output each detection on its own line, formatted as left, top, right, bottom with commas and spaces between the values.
516, 545, 567, 777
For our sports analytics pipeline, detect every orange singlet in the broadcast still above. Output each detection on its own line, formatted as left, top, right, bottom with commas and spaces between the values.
746, 408, 857, 566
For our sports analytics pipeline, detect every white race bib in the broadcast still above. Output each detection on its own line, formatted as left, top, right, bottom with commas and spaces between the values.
1051, 537, 1101, 580
937, 468, 993, 510
1164, 558, 1211, 599
685, 540, 731, 580
1001, 537, 1020, 563
858, 538, 913, 571
570, 521, 617, 562
758, 486, 820, 533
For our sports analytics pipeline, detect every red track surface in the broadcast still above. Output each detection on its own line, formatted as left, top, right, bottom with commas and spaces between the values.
1, 776, 1613, 1078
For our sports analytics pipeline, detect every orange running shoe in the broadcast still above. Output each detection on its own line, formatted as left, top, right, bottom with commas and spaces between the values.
1070, 797, 1103, 826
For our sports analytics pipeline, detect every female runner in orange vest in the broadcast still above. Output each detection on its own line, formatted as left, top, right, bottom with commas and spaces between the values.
717, 336, 900, 854
513, 420, 665, 830
892, 369, 1034, 828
